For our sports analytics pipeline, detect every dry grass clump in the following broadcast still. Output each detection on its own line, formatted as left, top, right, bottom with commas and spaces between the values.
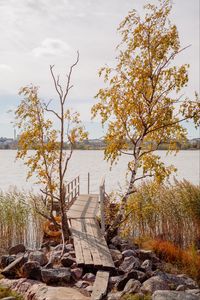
123, 180, 200, 249
147, 239, 200, 284
0, 188, 43, 254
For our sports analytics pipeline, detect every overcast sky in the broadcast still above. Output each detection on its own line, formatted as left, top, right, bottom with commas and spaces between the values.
0, 0, 199, 139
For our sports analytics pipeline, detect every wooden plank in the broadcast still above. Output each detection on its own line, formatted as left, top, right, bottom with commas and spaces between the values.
75, 218, 93, 265
67, 194, 99, 219
84, 218, 102, 267
70, 219, 84, 265
91, 219, 115, 269
91, 271, 110, 300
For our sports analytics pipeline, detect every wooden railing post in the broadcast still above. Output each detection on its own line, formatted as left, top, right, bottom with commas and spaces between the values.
100, 177, 106, 235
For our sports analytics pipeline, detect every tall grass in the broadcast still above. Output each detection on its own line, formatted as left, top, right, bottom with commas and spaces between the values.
0, 188, 43, 254
123, 180, 200, 248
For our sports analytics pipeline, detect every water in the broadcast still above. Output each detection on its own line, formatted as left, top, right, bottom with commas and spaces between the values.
0, 150, 199, 193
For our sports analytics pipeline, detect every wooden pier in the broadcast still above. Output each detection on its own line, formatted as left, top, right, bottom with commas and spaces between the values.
66, 176, 114, 299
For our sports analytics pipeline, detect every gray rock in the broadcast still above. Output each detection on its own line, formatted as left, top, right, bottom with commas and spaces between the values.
111, 236, 125, 248
138, 249, 155, 260
75, 280, 90, 288
185, 289, 200, 295
176, 285, 186, 291
1, 256, 26, 278
85, 285, 93, 293
122, 249, 137, 258
0, 255, 16, 268
41, 267, 71, 284
152, 290, 200, 300
65, 243, 74, 252
107, 291, 124, 300
110, 249, 123, 262
141, 259, 152, 272
71, 268, 83, 280
109, 275, 123, 285
61, 255, 76, 267
119, 256, 140, 273
116, 270, 139, 291
123, 279, 141, 293
157, 272, 198, 290
141, 276, 170, 294
82, 272, 96, 282
8, 244, 26, 255
109, 244, 117, 250
21, 261, 41, 280
121, 243, 135, 252
29, 251, 48, 266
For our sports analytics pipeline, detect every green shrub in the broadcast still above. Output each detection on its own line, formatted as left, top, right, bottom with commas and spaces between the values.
0, 285, 23, 300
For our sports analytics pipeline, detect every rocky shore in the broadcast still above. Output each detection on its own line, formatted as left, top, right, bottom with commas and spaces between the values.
0, 237, 199, 300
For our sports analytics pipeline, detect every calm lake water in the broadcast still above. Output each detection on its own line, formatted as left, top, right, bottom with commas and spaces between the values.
0, 150, 199, 193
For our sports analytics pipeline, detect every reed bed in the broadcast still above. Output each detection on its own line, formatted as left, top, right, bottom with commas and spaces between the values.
0, 188, 43, 254
122, 180, 200, 249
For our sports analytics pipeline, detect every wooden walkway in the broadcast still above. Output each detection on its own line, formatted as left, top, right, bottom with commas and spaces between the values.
67, 194, 115, 270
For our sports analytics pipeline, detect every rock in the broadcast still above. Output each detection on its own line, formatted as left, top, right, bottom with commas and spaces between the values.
121, 243, 135, 252
29, 251, 48, 266
109, 275, 123, 286
107, 291, 124, 300
138, 249, 155, 260
141, 276, 170, 294
1, 256, 26, 278
110, 249, 123, 262
110, 236, 125, 248
85, 285, 93, 293
43, 262, 53, 269
65, 243, 74, 252
135, 270, 147, 283
75, 280, 90, 288
21, 261, 41, 280
109, 244, 117, 250
123, 279, 141, 293
71, 268, 83, 280
116, 270, 139, 291
141, 259, 152, 272
122, 249, 137, 258
185, 289, 200, 296
0, 278, 88, 300
82, 272, 96, 282
119, 256, 140, 273
156, 272, 199, 290
0, 255, 16, 268
69, 251, 76, 258
152, 290, 200, 300
176, 274, 199, 289
41, 267, 71, 284
176, 285, 186, 291
8, 244, 26, 255
61, 255, 76, 267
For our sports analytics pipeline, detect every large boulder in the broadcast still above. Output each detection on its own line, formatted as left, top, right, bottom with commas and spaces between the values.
1, 256, 27, 279
41, 267, 71, 284
119, 256, 140, 273
71, 268, 83, 280
155, 272, 199, 290
123, 279, 141, 293
122, 249, 137, 258
152, 290, 200, 300
8, 244, 26, 255
141, 276, 170, 294
29, 251, 48, 266
21, 261, 41, 281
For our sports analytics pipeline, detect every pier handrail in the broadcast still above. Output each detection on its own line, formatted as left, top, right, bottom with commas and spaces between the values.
66, 175, 80, 206
99, 176, 106, 235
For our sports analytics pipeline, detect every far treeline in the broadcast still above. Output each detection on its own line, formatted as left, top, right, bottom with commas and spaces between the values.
0, 138, 200, 150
